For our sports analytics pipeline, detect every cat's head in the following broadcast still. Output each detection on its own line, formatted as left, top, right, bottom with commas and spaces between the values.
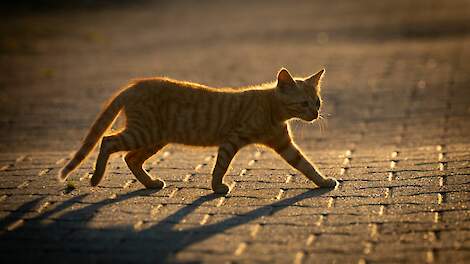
275, 68, 324, 122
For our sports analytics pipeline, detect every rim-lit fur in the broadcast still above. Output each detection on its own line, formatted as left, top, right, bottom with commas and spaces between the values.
59, 68, 337, 193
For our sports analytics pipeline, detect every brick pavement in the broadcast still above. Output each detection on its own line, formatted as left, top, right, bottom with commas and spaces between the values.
1, 0, 470, 263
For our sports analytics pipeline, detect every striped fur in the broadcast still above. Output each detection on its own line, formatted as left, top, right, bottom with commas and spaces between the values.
58, 88, 127, 181
59, 68, 337, 193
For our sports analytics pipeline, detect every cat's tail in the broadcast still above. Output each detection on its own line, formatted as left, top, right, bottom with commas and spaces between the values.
58, 90, 126, 182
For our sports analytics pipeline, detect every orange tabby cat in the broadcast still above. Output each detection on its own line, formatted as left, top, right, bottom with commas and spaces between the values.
59, 68, 338, 193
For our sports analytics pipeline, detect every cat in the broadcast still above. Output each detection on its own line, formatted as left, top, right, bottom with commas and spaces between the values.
59, 68, 338, 194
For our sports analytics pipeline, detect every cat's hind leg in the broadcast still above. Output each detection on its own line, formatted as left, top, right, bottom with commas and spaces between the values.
91, 129, 149, 187
124, 146, 165, 189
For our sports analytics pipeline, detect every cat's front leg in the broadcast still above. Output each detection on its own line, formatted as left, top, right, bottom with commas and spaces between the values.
211, 140, 244, 194
270, 140, 338, 188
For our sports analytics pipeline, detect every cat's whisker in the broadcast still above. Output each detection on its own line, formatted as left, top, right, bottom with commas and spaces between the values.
313, 117, 321, 134
293, 120, 304, 140
316, 113, 329, 135
318, 118, 325, 135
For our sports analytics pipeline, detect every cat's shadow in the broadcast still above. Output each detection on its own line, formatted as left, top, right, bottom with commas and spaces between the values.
0, 186, 333, 263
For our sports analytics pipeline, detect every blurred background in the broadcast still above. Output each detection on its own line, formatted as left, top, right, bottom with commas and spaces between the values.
1, 0, 469, 151
1, 1, 470, 263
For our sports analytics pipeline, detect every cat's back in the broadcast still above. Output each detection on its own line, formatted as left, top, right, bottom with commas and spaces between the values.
124, 77, 249, 145
128, 77, 230, 101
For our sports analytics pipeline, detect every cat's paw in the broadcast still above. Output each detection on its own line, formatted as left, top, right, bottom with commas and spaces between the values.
212, 183, 230, 194
317, 177, 338, 188
90, 175, 100, 187
144, 179, 165, 189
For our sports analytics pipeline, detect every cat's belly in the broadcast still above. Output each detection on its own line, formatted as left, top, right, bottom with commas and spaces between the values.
164, 130, 225, 146
158, 115, 228, 146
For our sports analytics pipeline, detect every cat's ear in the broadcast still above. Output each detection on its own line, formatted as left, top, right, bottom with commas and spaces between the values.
277, 68, 296, 92
305, 69, 325, 90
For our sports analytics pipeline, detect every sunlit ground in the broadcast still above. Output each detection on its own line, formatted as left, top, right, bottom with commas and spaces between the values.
0, 0, 469, 263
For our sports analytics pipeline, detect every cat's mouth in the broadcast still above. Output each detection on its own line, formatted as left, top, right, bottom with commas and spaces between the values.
313, 111, 319, 120
310, 111, 319, 121
300, 112, 318, 122
291, 109, 318, 122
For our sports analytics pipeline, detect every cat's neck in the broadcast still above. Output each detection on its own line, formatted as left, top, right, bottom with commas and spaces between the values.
249, 88, 289, 125
269, 92, 290, 123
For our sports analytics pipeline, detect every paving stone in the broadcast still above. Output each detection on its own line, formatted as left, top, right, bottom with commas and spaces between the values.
1, 0, 470, 262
